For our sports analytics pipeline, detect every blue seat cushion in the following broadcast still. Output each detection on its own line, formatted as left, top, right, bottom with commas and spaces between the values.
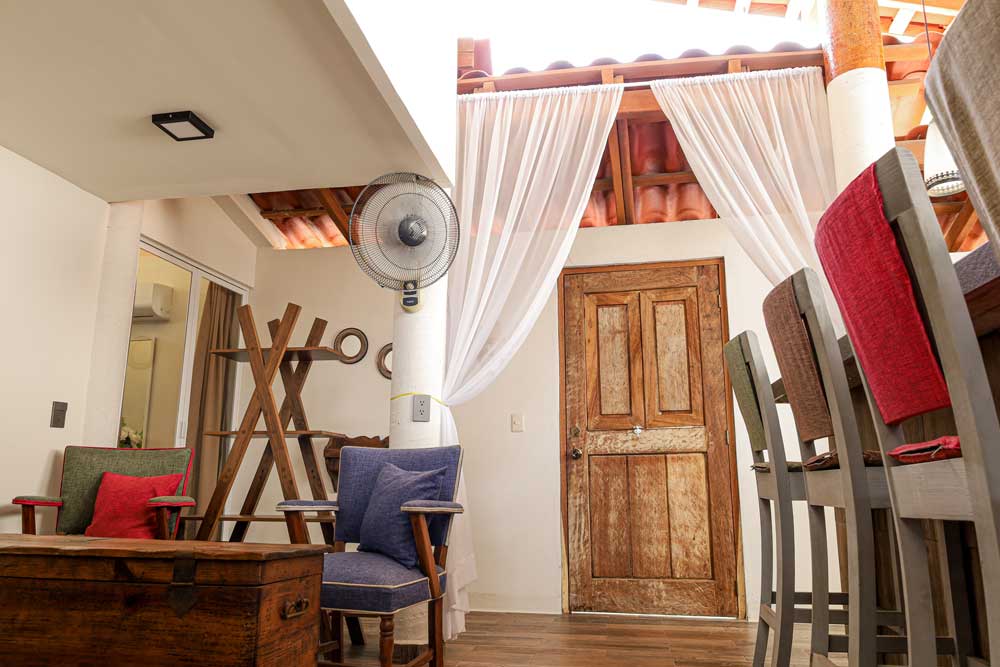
321, 551, 446, 614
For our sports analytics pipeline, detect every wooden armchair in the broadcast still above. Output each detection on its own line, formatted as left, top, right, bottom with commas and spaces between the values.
815, 146, 1000, 665
279, 445, 462, 667
12, 446, 194, 539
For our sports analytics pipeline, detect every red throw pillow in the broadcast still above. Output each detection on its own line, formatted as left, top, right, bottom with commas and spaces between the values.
888, 435, 962, 465
84, 471, 183, 538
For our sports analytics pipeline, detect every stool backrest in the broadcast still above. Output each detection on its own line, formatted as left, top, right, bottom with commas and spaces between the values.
724, 331, 790, 479
815, 147, 1000, 486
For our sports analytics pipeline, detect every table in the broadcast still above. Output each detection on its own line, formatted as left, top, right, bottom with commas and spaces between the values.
769, 243, 1000, 658
0, 535, 329, 667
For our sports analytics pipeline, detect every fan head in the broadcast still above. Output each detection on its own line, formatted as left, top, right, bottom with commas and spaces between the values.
349, 173, 459, 290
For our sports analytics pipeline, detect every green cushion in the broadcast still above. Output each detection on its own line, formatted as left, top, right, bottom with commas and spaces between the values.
58, 447, 192, 534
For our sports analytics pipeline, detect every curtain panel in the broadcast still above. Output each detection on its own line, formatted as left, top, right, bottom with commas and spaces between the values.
651, 67, 837, 285
441, 83, 623, 637
184, 282, 240, 537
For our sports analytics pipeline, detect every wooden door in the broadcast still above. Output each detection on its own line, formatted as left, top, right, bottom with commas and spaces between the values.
562, 259, 739, 617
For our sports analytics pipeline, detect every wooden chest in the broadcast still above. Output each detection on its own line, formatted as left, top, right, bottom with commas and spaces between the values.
0, 534, 329, 667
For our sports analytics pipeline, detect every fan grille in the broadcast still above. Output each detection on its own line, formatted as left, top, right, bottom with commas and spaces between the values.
349, 173, 459, 290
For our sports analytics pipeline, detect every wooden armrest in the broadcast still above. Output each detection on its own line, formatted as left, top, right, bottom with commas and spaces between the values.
408, 514, 442, 598
400, 500, 463, 515
147, 495, 196, 508
13, 496, 63, 507
13, 497, 61, 535
276, 500, 339, 513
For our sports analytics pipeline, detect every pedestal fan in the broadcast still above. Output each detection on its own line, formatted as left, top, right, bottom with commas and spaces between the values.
349, 173, 460, 311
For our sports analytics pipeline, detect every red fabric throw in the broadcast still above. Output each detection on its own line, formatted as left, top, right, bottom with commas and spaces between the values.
814, 164, 951, 425
84, 472, 183, 539
889, 435, 962, 464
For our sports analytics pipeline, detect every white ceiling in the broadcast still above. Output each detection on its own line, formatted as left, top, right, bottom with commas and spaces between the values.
0, 0, 448, 202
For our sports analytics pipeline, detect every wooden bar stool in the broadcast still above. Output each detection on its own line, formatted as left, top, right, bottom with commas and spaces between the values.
765, 270, 914, 666
725, 332, 827, 667
815, 146, 998, 666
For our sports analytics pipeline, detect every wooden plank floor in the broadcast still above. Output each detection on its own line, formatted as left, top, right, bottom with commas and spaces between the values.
343, 611, 840, 666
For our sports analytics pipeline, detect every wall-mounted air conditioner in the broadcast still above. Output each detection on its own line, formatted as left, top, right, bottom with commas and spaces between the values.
133, 282, 173, 321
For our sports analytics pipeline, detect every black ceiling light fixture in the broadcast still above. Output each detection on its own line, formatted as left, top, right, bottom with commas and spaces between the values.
151, 110, 214, 142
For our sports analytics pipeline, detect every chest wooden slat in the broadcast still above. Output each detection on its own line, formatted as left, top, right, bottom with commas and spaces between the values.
0, 535, 329, 667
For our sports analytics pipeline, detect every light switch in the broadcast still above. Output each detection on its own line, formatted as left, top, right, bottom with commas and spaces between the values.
510, 413, 525, 433
50, 401, 68, 428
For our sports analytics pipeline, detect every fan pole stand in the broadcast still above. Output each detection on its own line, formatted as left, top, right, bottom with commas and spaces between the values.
389, 278, 448, 647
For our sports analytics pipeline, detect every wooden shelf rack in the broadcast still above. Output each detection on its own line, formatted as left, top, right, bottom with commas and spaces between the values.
194, 303, 349, 546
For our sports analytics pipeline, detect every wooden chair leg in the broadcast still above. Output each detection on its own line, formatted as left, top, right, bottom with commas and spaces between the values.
754, 498, 773, 667
329, 610, 344, 663
154, 507, 171, 540
20, 505, 36, 535
379, 615, 394, 667
430, 597, 444, 667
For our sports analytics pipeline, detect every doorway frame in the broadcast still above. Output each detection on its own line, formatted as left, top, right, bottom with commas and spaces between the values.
121, 238, 250, 450
556, 257, 745, 618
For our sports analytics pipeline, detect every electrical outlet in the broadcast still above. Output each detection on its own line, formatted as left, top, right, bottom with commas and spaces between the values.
510, 413, 525, 433
412, 394, 431, 422
50, 401, 68, 428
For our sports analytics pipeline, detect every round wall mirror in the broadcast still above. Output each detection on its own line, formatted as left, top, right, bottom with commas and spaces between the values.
333, 328, 368, 364
377, 343, 392, 379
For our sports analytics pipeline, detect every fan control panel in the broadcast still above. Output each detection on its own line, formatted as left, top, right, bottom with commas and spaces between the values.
401, 280, 421, 313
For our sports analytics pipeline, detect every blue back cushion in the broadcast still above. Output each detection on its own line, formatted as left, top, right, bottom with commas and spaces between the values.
336, 446, 462, 545
359, 463, 446, 568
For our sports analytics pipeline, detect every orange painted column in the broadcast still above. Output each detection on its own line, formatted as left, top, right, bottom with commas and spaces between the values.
822, 0, 895, 190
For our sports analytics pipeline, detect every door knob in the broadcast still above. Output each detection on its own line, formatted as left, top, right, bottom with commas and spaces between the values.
570, 447, 583, 460
633, 425, 644, 436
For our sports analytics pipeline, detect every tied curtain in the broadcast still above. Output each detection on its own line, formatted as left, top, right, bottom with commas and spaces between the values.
184, 282, 240, 537
651, 67, 838, 285
441, 83, 623, 637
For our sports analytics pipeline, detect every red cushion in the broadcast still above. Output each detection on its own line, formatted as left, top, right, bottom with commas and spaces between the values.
84, 472, 183, 539
889, 435, 962, 464
814, 164, 951, 425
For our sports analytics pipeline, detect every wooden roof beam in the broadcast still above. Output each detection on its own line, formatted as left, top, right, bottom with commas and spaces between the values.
259, 207, 327, 220
944, 200, 979, 251
315, 188, 353, 244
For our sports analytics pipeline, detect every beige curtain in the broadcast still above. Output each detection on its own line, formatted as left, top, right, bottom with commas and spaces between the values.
185, 282, 240, 531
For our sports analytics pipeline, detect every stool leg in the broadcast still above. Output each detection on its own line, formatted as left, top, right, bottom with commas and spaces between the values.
379, 615, 395, 667
772, 495, 795, 667
940, 522, 973, 667
895, 517, 939, 667
808, 503, 831, 662
755, 497, 774, 667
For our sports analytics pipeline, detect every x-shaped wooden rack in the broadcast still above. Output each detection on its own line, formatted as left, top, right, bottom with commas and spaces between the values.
195, 303, 343, 545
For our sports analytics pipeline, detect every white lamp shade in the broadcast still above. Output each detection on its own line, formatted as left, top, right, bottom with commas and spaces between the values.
924, 119, 966, 197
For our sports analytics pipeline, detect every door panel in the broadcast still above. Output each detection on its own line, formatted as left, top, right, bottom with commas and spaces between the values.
641, 287, 704, 427
588, 455, 631, 578
667, 453, 712, 579
628, 455, 670, 578
563, 260, 738, 617
584, 292, 644, 430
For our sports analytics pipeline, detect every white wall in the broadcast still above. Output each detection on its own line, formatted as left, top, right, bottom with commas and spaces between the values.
141, 197, 257, 288
0, 145, 110, 532
243, 220, 837, 620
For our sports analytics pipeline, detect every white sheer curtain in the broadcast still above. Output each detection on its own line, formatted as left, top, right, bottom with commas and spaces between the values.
440, 83, 623, 637
651, 67, 837, 285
